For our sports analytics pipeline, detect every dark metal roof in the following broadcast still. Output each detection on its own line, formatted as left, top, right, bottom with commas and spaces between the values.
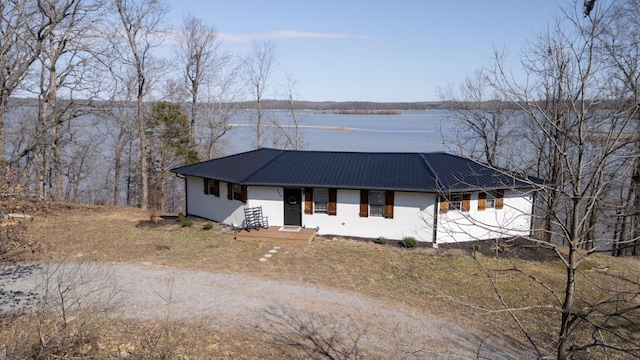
171, 148, 541, 192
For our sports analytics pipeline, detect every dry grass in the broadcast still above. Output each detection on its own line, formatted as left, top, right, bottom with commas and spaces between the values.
2, 201, 640, 358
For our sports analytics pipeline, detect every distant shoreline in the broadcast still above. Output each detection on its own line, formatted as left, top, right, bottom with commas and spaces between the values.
8, 97, 625, 112
323, 109, 402, 115
229, 123, 359, 131
8, 97, 441, 111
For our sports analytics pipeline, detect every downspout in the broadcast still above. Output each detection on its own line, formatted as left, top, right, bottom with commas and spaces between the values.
432, 195, 439, 248
419, 153, 443, 249
529, 190, 536, 239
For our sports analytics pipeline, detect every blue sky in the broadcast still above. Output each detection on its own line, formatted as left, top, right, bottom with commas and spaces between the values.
165, 1, 563, 102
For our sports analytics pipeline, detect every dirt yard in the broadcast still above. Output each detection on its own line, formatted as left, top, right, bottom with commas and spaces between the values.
2, 200, 636, 358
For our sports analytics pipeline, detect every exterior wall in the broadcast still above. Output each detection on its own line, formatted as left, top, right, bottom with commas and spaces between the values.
244, 186, 284, 226
185, 176, 533, 244
435, 190, 534, 244
185, 176, 436, 241
185, 176, 246, 227
302, 189, 436, 242
185, 176, 283, 228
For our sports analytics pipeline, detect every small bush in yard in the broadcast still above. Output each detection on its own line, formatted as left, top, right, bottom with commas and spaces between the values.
374, 236, 387, 245
181, 220, 193, 228
202, 223, 214, 230
177, 212, 186, 222
401, 237, 418, 248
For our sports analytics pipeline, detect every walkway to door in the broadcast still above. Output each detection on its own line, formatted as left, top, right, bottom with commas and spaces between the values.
235, 226, 316, 244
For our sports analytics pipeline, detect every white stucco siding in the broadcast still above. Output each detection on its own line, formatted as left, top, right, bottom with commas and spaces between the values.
185, 178, 284, 228
184, 176, 532, 243
436, 190, 533, 244
302, 189, 436, 241
184, 176, 246, 227
244, 186, 284, 226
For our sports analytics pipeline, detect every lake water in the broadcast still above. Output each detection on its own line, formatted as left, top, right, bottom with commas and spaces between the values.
4, 106, 460, 204
226, 109, 456, 154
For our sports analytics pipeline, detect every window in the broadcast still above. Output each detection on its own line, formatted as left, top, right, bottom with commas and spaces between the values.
478, 190, 504, 211
227, 182, 247, 203
440, 193, 470, 213
204, 179, 219, 197
233, 184, 243, 201
305, 188, 337, 215
314, 189, 329, 214
486, 192, 496, 209
449, 193, 463, 211
369, 191, 385, 217
359, 190, 394, 218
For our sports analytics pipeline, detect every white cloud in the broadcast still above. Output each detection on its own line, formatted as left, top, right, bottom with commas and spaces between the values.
220, 29, 375, 43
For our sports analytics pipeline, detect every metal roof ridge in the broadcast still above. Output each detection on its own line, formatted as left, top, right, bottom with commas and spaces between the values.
418, 153, 446, 192
239, 148, 286, 183
264, 148, 441, 155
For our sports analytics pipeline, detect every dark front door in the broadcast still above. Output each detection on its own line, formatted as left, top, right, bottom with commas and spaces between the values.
283, 188, 302, 226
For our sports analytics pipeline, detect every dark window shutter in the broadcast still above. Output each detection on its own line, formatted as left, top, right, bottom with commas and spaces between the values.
384, 191, 394, 219
213, 180, 220, 197
204, 178, 209, 195
462, 194, 471, 212
359, 190, 369, 217
328, 188, 337, 216
241, 185, 248, 203
304, 188, 313, 214
227, 182, 233, 200
439, 196, 448, 214
496, 190, 504, 210
478, 192, 487, 211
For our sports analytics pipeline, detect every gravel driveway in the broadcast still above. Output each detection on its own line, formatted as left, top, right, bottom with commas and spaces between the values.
0, 262, 531, 359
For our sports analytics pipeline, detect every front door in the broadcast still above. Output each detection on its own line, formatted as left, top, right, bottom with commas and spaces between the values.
283, 188, 302, 226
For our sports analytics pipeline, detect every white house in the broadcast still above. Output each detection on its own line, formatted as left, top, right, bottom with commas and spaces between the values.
171, 148, 541, 245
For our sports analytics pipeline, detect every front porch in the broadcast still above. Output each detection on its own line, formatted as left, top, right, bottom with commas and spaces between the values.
234, 226, 316, 244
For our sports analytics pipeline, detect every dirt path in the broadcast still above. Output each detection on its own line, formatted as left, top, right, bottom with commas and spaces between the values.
0, 262, 530, 359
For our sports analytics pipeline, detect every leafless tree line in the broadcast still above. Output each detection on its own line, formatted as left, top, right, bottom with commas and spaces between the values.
438, 1, 640, 358
439, 0, 640, 256
0, 0, 303, 211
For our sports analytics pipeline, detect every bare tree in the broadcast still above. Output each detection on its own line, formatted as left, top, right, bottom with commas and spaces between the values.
438, 2, 640, 358
0, 1, 57, 169
438, 68, 517, 168
174, 13, 221, 143
281, 74, 305, 150
243, 39, 276, 149
98, 80, 136, 206
3, 263, 119, 358
601, 0, 640, 256
111, 0, 167, 209
31, 0, 105, 201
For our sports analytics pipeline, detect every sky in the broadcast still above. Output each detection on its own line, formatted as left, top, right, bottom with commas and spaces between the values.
165, 1, 564, 102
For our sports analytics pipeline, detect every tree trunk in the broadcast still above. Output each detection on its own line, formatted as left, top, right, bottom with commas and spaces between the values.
256, 83, 262, 148
631, 160, 640, 255
113, 143, 122, 206
138, 82, 148, 210
557, 251, 577, 360
0, 93, 6, 166
190, 74, 198, 143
